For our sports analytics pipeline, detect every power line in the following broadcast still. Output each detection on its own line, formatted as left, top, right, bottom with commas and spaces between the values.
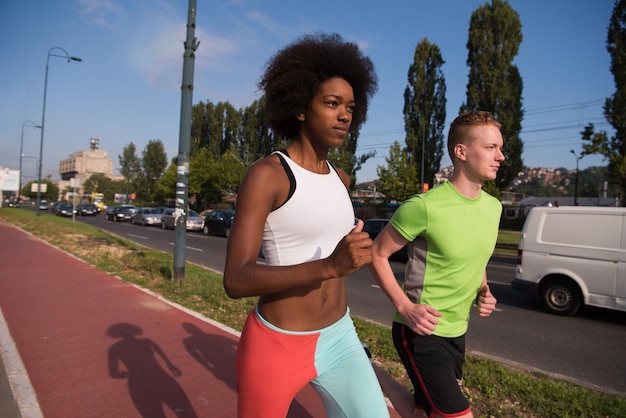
356, 99, 608, 153
524, 99, 604, 116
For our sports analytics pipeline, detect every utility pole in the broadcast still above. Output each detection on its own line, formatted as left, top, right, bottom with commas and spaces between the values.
570, 150, 581, 206
173, 0, 199, 280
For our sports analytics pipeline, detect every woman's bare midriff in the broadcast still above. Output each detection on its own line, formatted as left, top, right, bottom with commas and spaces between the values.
257, 278, 347, 331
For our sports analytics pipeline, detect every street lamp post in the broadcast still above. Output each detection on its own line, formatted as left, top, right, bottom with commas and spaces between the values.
36, 47, 81, 215
19, 121, 41, 204
570, 150, 582, 206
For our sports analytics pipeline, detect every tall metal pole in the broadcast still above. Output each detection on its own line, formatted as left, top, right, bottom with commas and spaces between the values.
36, 47, 81, 216
19, 121, 41, 204
173, 0, 199, 280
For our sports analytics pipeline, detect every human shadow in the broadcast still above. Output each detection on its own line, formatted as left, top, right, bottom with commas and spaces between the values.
181, 322, 238, 391
107, 322, 198, 418
181, 322, 316, 417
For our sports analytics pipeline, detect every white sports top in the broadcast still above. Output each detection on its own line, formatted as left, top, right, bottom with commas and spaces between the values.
261, 151, 355, 266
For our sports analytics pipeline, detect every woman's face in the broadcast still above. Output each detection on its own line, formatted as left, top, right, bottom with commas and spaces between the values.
298, 77, 355, 148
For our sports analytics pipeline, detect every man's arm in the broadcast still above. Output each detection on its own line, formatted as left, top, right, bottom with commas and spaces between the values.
369, 224, 441, 335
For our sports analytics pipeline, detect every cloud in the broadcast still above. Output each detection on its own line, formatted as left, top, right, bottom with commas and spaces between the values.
76, 0, 125, 29
129, 20, 244, 93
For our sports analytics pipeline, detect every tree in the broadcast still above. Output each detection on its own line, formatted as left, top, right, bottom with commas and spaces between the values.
118, 142, 142, 203
328, 131, 376, 188
376, 141, 420, 202
403, 38, 447, 191
155, 161, 177, 204
581, 0, 626, 204
239, 98, 277, 164
191, 100, 242, 159
189, 148, 222, 206
83, 173, 117, 203
22, 179, 59, 202
216, 144, 247, 195
137, 139, 168, 203
461, 0, 524, 190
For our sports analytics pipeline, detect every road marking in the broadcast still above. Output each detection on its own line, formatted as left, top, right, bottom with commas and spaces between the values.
168, 242, 203, 252
127, 233, 148, 240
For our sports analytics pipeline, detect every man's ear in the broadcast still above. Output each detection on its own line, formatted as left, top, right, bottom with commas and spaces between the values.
297, 112, 305, 121
454, 143, 467, 161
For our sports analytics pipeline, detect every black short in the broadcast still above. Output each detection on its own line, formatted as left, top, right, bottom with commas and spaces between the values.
392, 322, 471, 416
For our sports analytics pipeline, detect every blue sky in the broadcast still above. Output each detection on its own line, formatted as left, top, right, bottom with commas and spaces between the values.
0, 0, 615, 184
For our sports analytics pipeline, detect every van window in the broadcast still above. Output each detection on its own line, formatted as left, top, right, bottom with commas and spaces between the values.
540, 213, 621, 250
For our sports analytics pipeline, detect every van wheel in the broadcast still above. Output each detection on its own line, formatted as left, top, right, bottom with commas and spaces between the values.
540, 277, 582, 316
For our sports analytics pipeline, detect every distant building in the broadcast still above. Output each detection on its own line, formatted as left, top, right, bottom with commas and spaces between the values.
57, 137, 124, 195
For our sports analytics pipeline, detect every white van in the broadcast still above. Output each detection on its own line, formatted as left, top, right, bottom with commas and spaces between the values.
512, 206, 626, 315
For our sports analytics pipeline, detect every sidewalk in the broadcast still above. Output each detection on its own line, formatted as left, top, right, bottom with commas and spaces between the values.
0, 221, 399, 417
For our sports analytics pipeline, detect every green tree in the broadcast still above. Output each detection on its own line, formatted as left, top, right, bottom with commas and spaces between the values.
189, 148, 221, 206
216, 144, 247, 196
581, 0, 626, 204
328, 131, 376, 188
404, 38, 447, 191
461, 0, 524, 190
376, 141, 420, 202
23, 179, 59, 202
191, 101, 210, 154
192, 101, 241, 159
155, 161, 177, 204
83, 173, 117, 204
137, 139, 168, 203
239, 98, 277, 163
118, 142, 142, 203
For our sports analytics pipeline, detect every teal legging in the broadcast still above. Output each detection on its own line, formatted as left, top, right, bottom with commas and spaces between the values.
236, 307, 389, 417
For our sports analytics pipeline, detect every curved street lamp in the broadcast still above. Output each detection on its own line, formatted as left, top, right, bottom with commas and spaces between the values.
19, 120, 41, 204
36, 47, 81, 215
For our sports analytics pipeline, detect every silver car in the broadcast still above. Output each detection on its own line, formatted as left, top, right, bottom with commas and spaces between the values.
161, 209, 204, 231
132, 207, 163, 226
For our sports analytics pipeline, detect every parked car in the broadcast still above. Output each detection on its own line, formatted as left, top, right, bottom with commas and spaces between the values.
362, 218, 408, 261
56, 203, 76, 217
161, 208, 204, 231
76, 203, 98, 216
160, 208, 174, 229
185, 210, 204, 231
7, 200, 19, 208
203, 209, 235, 237
132, 207, 163, 226
198, 209, 213, 219
105, 205, 135, 222
50, 201, 61, 214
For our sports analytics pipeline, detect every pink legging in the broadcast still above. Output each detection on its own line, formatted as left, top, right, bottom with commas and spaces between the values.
236, 308, 389, 418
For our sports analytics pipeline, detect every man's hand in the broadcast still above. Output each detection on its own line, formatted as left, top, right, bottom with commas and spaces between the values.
399, 303, 442, 336
476, 285, 497, 317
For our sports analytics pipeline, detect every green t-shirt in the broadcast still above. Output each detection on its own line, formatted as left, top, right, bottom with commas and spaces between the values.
390, 181, 502, 337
